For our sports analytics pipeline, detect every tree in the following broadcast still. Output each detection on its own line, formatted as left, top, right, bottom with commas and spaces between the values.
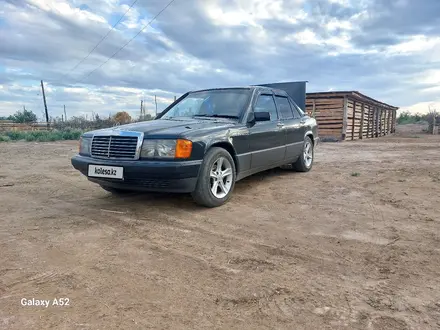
113, 111, 132, 124
9, 109, 38, 123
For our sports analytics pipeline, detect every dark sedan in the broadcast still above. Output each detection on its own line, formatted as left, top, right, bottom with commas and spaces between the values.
71, 85, 319, 207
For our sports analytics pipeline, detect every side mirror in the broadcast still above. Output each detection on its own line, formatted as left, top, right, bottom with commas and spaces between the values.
254, 111, 271, 122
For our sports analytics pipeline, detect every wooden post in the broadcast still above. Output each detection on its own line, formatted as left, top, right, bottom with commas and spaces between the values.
40, 80, 49, 129
379, 108, 382, 136
394, 110, 397, 132
351, 100, 356, 140
387, 110, 391, 135
366, 105, 371, 139
374, 107, 378, 138
359, 103, 365, 139
342, 97, 348, 140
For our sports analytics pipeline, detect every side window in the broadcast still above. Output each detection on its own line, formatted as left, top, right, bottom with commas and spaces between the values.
254, 94, 278, 121
289, 99, 305, 118
275, 96, 294, 120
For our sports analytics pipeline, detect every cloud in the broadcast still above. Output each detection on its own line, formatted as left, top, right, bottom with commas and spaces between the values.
0, 0, 440, 119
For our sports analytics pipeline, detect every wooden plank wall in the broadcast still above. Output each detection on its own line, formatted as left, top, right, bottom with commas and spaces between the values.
306, 94, 397, 141
305, 97, 344, 139
345, 98, 395, 140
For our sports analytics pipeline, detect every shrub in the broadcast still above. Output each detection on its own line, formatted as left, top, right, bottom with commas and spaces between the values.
9, 109, 38, 123
0, 135, 11, 142
113, 111, 132, 124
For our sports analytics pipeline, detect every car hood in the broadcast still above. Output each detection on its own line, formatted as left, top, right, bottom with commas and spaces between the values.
85, 118, 237, 137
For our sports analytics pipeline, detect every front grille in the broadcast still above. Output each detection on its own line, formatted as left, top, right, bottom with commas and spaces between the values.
91, 135, 139, 159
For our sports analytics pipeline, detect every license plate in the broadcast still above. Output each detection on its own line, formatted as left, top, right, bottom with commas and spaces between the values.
88, 165, 124, 179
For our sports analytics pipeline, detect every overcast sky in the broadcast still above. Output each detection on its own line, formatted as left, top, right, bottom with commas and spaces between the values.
0, 0, 439, 120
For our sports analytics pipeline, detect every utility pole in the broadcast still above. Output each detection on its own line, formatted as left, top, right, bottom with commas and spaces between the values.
64, 105, 67, 121
154, 95, 158, 116
140, 100, 143, 118
40, 80, 49, 129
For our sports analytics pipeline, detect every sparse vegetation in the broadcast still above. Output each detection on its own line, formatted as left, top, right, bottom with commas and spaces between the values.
0, 129, 83, 142
8, 109, 38, 123
51, 113, 154, 131
0, 112, 156, 143
397, 110, 439, 126
397, 111, 425, 124
351, 172, 361, 177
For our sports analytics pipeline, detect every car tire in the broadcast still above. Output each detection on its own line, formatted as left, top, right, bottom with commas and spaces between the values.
99, 185, 132, 194
191, 147, 236, 208
292, 136, 314, 172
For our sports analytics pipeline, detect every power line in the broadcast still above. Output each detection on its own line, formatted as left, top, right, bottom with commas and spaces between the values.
75, 0, 176, 85
61, 0, 139, 80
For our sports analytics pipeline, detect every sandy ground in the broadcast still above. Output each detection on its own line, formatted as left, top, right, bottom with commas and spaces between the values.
0, 126, 439, 330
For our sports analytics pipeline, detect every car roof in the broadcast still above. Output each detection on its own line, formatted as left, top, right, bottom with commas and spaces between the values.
189, 85, 288, 95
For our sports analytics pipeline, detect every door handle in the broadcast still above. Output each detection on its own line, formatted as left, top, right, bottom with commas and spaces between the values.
277, 122, 285, 128
300, 119, 307, 124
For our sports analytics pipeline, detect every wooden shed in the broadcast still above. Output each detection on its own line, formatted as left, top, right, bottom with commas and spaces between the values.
305, 91, 399, 141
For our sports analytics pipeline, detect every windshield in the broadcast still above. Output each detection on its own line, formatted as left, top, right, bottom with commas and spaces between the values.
161, 89, 251, 119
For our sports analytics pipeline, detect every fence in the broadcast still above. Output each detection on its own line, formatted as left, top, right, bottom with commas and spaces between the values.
0, 121, 50, 132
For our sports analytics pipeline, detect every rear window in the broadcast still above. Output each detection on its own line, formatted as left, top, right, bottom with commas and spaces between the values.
275, 96, 294, 120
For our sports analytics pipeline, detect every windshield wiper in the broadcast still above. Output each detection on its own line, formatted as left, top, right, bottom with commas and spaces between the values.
193, 114, 239, 119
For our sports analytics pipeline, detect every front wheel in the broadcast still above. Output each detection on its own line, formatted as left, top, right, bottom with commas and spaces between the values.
292, 136, 314, 172
191, 147, 236, 208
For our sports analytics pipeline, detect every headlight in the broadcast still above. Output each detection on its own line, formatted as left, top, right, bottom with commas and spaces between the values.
141, 139, 192, 159
79, 136, 91, 156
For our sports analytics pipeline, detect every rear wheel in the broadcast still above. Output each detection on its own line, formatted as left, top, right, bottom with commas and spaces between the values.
191, 147, 236, 207
292, 136, 314, 172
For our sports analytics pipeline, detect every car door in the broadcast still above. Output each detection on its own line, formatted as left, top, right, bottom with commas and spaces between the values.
248, 93, 285, 169
274, 94, 305, 162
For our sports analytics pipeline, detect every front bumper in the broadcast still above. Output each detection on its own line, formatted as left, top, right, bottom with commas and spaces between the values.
71, 155, 202, 193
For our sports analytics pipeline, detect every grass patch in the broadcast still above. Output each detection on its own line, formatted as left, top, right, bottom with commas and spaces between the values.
1, 129, 83, 142
0, 135, 11, 142
351, 172, 361, 177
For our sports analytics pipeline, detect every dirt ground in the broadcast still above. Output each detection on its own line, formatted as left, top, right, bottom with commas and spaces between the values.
1, 126, 439, 330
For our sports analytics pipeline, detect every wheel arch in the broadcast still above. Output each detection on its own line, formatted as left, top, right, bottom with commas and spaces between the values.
304, 131, 315, 145
206, 141, 239, 174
